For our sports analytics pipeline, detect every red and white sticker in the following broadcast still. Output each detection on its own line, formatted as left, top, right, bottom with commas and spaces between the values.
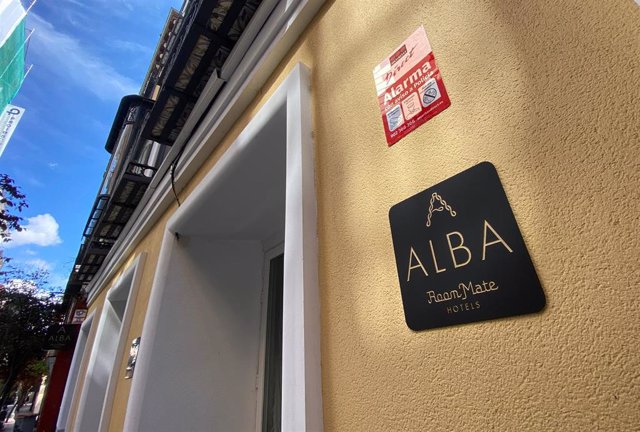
373, 26, 451, 146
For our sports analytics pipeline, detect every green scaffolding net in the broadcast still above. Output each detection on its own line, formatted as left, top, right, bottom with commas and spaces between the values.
0, 18, 26, 110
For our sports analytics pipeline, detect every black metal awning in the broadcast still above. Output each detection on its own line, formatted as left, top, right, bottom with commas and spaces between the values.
143, 0, 263, 145
72, 95, 168, 283
105, 95, 154, 153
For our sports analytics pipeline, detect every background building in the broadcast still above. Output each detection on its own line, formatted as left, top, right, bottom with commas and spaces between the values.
0, 0, 33, 158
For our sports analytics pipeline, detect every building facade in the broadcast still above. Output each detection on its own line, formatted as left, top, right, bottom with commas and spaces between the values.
53, 0, 640, 431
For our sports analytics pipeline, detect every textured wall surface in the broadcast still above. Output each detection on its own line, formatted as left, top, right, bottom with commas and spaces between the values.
81, 0, 639, 431
306, 0, 640, 430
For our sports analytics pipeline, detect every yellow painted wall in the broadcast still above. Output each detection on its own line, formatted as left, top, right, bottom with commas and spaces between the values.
105, 216, 169, 432
84, 0, 639, 430
307, 0, 640, 430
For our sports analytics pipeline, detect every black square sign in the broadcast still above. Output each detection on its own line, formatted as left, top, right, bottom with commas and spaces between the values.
389, 162, 545, 331
44, 324, 80, 350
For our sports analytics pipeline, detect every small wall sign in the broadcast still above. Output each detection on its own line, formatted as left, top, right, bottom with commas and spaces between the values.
373, 26, 451, 146
389, 162, 545, 330
71, 309, 88, 324
44, 324, 80, 350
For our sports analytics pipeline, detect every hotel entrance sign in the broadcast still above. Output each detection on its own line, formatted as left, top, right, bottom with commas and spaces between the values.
389, 162, 545, 330
44, 324, 80, 350
373, 26, 450, 146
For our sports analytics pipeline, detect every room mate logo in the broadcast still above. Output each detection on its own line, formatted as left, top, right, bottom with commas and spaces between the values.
389, 162, 545, 331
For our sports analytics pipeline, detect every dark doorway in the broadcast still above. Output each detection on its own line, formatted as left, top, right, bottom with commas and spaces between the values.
262, 253, 283, 432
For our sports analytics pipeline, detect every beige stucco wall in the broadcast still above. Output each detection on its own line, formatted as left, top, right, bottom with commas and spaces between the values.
308, 0, 640, 430
79, 0, 639, 430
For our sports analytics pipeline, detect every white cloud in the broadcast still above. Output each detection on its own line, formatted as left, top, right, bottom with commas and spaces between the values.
26, 258, 52, 271
108, 39, 152, 55
47, 162, 59, 169
28, 13, 139, 101
11, 257, 68, 290
60, 0, 89, 8
5, 214, 63, 248
25, 176, 44, 187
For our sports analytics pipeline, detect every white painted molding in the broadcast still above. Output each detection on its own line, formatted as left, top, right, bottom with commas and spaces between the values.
57, 310, 97, 432
98, 253, 146, 432
282, 64, 323, 432
64, 305, 102, 432
73, 253, 146, 432
120, 230, 176, 432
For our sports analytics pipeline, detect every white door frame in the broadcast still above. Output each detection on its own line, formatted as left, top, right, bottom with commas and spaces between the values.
57, 309, 97, 432
72, 253, 146, 432
125, 63, 322, 431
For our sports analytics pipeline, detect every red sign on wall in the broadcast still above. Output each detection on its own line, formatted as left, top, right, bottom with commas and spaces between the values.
373, 26, 451, 146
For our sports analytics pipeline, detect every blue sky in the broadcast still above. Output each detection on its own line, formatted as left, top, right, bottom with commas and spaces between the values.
0, 0, 182, 289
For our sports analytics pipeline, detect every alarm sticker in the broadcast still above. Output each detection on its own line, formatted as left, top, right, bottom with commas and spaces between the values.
373, 26, 451, 146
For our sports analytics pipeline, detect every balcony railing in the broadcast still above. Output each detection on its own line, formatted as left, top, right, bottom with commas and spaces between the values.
142, 8, 183, 100
143, 0, 264, 146
73, 239, 112, 283
73, 95, 169, 283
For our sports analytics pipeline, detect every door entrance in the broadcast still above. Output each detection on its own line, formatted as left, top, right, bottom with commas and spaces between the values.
124, 64, 322, 431
261, 253, 283, 432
